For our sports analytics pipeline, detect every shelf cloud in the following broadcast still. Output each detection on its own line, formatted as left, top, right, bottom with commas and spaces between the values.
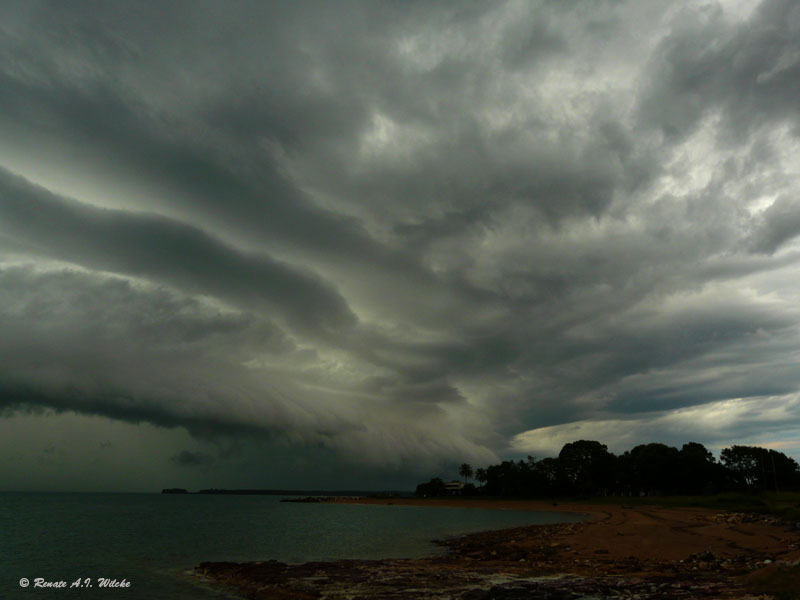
1, 0, 799, 489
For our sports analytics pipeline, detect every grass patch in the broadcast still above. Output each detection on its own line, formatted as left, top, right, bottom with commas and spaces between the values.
742, 565, 800, 600
708, 493, 768, 508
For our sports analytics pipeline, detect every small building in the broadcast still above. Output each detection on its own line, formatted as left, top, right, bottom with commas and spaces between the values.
444, 481, 465, 495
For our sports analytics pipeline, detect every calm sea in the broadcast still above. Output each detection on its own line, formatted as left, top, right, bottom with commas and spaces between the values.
0, 492, 581, 599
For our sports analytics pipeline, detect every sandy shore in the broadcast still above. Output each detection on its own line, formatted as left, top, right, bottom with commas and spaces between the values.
196, 498, 800, 599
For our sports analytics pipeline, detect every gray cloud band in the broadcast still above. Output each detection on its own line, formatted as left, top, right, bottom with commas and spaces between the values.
1, 0, 800, 472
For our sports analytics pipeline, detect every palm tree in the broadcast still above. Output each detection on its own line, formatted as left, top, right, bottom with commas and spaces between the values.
475, 467, 487, 487
459, 463, 473, 484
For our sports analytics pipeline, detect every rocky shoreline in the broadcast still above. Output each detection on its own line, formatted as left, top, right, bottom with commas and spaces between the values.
195, 502, 800, 599
195, 560, 744, 599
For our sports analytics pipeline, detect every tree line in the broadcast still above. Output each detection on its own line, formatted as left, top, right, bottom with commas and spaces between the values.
415, 441, 800, 498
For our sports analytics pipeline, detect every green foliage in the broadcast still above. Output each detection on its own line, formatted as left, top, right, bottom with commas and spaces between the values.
558, 440, 615, 493
414, 477, 446, 497
721, 445, 800, 491
475, 468, 487, 484
416, 440, 800, 499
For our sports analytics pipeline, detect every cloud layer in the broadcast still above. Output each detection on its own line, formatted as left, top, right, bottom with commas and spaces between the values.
1, 0, 800, 488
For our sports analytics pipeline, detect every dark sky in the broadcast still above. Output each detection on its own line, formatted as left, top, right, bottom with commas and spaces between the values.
2, 0, 800, 492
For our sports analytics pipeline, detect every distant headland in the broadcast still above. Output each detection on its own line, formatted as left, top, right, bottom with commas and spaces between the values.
160, 488, 408, 497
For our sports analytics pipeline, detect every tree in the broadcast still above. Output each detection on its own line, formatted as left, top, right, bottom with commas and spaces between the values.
625, 443, 681, 494
558, 440, 615, 494
678, 442, 721, 494
482, 460, 528, 496
415, 440, 800, 500
459, 463, 474, 484
681, 442, 714, 463
721, 445, 800, 491
415, 478, 446, 497
721, 445, 766, 489
475, 467, 487, 487
534, 457, 560, 495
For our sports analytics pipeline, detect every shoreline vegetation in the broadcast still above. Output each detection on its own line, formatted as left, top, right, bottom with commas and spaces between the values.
195, 495, 800, 600
416, 441, 800, 504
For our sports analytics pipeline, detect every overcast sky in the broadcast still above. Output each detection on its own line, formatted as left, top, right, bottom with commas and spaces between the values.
2, 0, 800, 492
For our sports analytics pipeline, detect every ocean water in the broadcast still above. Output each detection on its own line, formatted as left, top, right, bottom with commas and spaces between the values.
0, 492, 582, 599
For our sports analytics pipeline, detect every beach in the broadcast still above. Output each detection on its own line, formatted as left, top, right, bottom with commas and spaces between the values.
196, 498, 800, 599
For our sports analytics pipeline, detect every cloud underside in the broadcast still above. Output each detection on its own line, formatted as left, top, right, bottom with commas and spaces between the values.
2, 0, 800, 476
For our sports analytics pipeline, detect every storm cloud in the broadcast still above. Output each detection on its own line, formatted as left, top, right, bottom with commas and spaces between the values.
1, 0, 800, 490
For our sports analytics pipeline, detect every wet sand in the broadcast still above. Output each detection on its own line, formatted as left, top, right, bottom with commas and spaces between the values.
196, 498, 800, 599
